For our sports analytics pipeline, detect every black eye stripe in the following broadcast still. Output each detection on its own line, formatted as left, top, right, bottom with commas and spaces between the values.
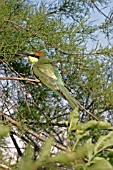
30, 54, 36, 57
28, 54, 39, 58
35, 55, 39, 59
25, 53, 39, 59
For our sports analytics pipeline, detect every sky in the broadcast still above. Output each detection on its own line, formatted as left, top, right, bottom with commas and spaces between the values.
89, 1, 113, 47
33, 0, 113, 48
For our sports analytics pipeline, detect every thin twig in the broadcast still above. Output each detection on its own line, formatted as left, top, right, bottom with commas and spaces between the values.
93, 2, 112, 22
4, 19, 45, 41
0, 164, 11, 170
0, 111, 67, 151
0, 76, 99, 121
0, 77, 40, 83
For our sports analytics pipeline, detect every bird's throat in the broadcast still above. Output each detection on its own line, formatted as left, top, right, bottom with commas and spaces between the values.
28, 56, 38, 63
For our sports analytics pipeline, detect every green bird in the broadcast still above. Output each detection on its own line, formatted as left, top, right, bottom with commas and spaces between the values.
26, 50, 98, 121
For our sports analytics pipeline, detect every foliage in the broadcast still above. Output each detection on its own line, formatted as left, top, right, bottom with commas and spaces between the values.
14, 110, 113, 170
0, 123, 11, 167
0, 0, 113, 169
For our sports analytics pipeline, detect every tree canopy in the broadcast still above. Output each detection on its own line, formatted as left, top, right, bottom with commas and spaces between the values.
0, 0, 113, 169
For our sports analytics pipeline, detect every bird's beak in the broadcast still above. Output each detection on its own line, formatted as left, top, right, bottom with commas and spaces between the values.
19, 52, 39, 63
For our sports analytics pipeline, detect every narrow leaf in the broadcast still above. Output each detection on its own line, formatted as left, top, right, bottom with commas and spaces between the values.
39, 136, 54, 161
0, 124, 11, 139
85, 139, 94, 161
49, 152, 76, 166
88, 157, 113, 170
94, 131, 113, 154
69, 107, 78, 131
17, 146, 33, 170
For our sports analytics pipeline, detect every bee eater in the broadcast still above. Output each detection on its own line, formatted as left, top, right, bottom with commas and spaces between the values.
25, 50, 98, 120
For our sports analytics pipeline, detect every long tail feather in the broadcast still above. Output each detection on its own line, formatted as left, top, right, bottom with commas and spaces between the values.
58, 85, 78, 110
58, 85, 98, 121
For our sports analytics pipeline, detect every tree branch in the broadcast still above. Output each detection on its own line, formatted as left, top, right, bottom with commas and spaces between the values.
0, 164, 11, 170
0, 77, 40, 83
10, 131, 23, 157
0, 112, 67, 151
93, 2, 112, 22
0, 76, 99, 121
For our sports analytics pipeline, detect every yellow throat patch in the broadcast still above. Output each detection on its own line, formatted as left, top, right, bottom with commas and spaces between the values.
28, 56, 38, 63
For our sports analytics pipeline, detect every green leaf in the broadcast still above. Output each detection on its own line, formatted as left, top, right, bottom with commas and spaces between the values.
77, 121, 112, 131
98, 121, 112, 129
34, 136, 54, 168
69, 107, 78, 131
39, 136, 54, 160
0, 124, 11, 139
94, 131, 113, 154
49, 152, 76, 166
77, 120, 98, 131
85, 139, 94, 161
75, 144, 88, 160
17, 146, 34, 170
88, 157, 113, 170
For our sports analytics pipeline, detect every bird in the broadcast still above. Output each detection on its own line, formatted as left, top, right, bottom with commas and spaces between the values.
25, 50, 98, 120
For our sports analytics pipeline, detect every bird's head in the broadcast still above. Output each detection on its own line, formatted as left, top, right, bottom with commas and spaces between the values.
26, 50, 44, 63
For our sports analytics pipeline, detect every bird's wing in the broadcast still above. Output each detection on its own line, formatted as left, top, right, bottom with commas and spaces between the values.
39, 66, 57, 80
33, 63, 63, 90
52, 66, 64, 85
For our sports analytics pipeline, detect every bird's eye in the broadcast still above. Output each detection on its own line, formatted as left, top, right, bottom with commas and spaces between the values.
30, 54, 39, 58
34, 54, 39, 59
25, 53, 39, 59
25, 52, 30, 56
31, 54, 36, 57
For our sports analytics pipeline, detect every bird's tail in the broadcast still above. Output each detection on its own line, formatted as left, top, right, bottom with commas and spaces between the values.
58, 85, 78, 110
58, 85, 99, 121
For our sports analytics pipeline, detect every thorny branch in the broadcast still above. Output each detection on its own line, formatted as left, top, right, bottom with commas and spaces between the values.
0, 77, 40, 83
0, 164, 11, 170
0, 111, 67, 151
0, 76, 99, 121
93, 2, 112, 23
